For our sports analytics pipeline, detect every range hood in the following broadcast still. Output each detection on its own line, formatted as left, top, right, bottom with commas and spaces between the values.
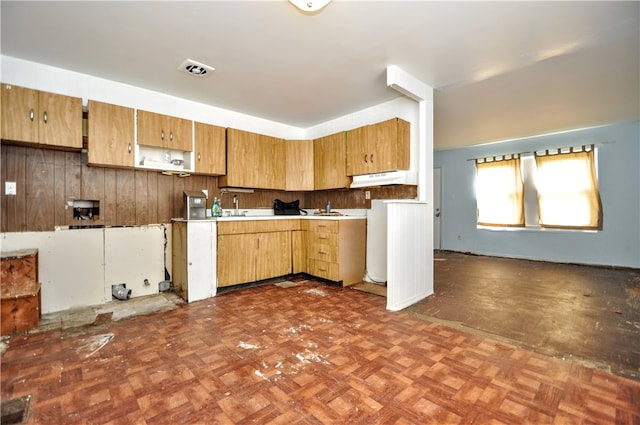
350, 170, 418, 188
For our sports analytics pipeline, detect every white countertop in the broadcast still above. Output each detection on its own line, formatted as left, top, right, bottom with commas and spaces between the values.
173, 209, 367, 222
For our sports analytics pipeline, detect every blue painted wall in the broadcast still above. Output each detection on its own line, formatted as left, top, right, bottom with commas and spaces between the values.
434, 121, 639, 268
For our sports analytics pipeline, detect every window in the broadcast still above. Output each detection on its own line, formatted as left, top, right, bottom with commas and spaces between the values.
535, 147, 602, 229
475, 156, 525, 227
475, 145, 602, 230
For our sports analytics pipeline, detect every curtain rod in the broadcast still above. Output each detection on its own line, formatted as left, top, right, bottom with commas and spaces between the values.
466, 151, 530, 162
466, 140, 615, 162
533, 144, 596, 157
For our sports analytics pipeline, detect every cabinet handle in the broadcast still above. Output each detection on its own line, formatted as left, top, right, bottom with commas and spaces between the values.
197, 153, 201, 161
318, 236, 328, 239
128, 143, 132, 153
29, 109, 34, 122
364, 154, 368, 163
370, 154, 373, 163
161, 130, 165, 140
318, 251, 327, 254
43, 111, 48, 124
169, 131, 173, 141
318, 267, 327, 272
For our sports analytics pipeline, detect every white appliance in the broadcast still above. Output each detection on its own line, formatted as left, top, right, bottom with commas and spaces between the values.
366, 200, 388, 283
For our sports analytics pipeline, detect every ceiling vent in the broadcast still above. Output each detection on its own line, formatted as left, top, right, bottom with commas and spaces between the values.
178, 59, 215, 77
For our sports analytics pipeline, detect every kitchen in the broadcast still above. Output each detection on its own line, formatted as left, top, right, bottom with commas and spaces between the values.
0, 56, 433, 321
1, 2, 639, 423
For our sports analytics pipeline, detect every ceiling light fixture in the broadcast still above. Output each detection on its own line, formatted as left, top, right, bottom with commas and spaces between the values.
289, 0, 331, 14
178, 59, 215, 77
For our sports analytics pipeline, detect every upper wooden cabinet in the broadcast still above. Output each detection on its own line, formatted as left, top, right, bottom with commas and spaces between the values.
314, 132, 350, 190
137, 109, 192, 152
219, 128, 285, 189
285, 140, 314, 191
346, 117, 410, 176
1, 84, 82, 149
87, 101, 135, 168
194, 122, 226, 176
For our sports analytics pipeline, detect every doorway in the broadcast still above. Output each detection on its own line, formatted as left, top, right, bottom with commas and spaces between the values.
433, 167, 441, 250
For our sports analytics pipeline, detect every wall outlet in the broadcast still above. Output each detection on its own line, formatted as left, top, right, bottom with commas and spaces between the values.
5, 182, 16, 196
365, 190, 371, 200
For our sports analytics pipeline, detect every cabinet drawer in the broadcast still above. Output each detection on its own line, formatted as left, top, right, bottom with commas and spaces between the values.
308, 220, 338, 233
308, 259, 339, 281
218, 219, 300, 235
308, 232, 338, 246
308, 243, 338, 263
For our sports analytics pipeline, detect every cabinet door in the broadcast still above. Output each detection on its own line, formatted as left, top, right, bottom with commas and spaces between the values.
286, 140, 314, 191
194, 122, 225, 175
137, 110, 166, 148
314, 132, 350, 190
257, 134, 285, 190
217, 233, 256, 287
256, 231, 291, 281
368, 118, 410, 174
1, 84, 39, 143
38, 91, 83, 148
88, 101, 135, 168
221, 129, 285, 189
291, 230, 307, 274
346, 125, 369, 176
220, 128, 258, 187
166, 115, 193, 152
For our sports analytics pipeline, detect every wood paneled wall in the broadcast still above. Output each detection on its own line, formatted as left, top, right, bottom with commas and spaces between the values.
1, 144, 417, 232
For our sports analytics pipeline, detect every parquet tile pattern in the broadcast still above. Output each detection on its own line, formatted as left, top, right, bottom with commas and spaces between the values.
2, 278, 639, 424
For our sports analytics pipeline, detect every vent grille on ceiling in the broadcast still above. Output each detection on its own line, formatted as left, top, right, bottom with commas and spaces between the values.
178, 59, 215, 77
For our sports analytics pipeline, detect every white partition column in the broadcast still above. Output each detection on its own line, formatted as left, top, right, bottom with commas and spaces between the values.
386, 201, 433, 311
385, 65, 434, 311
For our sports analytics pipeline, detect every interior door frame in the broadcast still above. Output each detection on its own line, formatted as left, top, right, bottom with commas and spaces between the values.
433, 166, 442, 250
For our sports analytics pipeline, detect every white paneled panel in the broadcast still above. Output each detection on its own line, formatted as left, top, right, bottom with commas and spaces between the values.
104, 225, 165, 299
386, 202, 433, 311
1, 229, 105, 313
186, 221, 217, 302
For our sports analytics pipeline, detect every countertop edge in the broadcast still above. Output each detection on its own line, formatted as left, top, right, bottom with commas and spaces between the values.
172, 215, 366, 222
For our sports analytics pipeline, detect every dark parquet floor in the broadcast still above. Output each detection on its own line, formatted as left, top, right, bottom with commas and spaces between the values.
2, 276, 639, 424
408, 252, 640, 381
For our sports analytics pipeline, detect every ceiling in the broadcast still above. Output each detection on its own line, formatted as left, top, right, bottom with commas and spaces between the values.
1, 1, 638, 150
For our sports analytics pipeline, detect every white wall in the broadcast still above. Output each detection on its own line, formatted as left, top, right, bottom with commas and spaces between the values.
0, 226, 165, 313
1, 55, 304, 139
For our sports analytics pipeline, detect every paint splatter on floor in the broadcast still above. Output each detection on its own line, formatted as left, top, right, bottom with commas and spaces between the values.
238, 341, 260, 350
75, 334, 114, 358
303, 288, 328, 297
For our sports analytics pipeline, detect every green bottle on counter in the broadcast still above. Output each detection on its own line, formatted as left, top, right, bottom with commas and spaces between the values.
212, 197, 222, 217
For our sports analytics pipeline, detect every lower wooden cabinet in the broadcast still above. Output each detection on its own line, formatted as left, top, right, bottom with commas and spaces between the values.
217, 218, 365, 288
307, 219, 366, 286
217, 233, 257, 287
217, 220, 297, 287
291, 230, 307, 274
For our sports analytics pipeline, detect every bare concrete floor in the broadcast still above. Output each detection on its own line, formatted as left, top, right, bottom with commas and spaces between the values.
406, 251, 640, 381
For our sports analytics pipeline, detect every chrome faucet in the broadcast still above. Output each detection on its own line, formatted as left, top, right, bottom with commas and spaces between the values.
233, 194, 239, 211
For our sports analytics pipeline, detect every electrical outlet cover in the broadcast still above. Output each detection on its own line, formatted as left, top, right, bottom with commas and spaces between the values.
5, 182, 16, 195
